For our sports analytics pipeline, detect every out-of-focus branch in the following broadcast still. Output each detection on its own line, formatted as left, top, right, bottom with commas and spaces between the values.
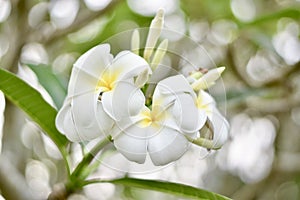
0, 154, 34, 200
44, 0, 121, 46
226, 44, 252, 87
226, 42, 300, 113
230, 157, 300, 200
1, 0, 29, 72
228, 43, 300, 89
236, 8, 300, 29
275, 152, 300, 173
264, 61, 300, 87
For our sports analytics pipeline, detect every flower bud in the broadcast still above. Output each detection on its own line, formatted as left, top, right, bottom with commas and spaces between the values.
192, 67, 225, 90
143, 9, 164, 60
151, 39, 168, 70
131, 29, 140, 55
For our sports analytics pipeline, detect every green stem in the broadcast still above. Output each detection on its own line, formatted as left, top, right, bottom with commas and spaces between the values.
185, 135, 220, 150
71, 136, 112, 178
65, 136, 113, 193
61, 148, 72, 177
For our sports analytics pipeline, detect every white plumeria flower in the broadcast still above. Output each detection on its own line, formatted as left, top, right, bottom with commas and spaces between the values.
178, 66, 229, 149
195, 90, 229, 148
189, 67, 229, 148
112, 75, 206, 166
56, 44, 151, 142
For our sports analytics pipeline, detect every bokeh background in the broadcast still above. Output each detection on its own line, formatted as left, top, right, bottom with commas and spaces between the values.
0, 0, 300, 199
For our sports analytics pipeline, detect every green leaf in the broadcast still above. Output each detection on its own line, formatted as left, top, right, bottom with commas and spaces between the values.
0, 68, 68, 153
87, 178, 232, 200
27, 64, 67, 109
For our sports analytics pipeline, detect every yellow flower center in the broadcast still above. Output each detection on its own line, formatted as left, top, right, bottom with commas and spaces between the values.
140, 109, 152, 127
139, 104, 167, 128
96, 70, 119, 92
196, 94, 212, 115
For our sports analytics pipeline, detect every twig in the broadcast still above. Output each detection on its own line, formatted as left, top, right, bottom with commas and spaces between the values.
44, 0, 121, 45
226, 44, 252, 87
0, 154, 34, 200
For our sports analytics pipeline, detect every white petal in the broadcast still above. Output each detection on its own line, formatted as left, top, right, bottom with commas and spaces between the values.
156, 75, 195, 96
72, 92, 98, 127
95, 102, 114, 135
102, 81, 145, 120
157, 117, 182, 134
152, 75, 195, 112
74, 44, 113, 79
73, 102, 113, 141
63, 109, 81, 142
113, 122, 148, 164
152, 86, 176, 109
68, 44, 113, 96
110, 112, 146, 138
148, 126, 189, 166
151, 89, 180, 131
70, 91, 113, 141
197, 90, 216, 118
174, 94, 206, 134
198, 90, 216, 106
68, 68, 99, 97
208, 108, 229, 148
57, 97, 108, 142
111, 50, 151, 81
56, 98, 72, 133
56, 101, 81, 141
153, 75, 204, 134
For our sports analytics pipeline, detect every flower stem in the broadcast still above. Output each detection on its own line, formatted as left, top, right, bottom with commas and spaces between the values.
185, 136, 220, 150
73, 136, 112, 177
66, 136, 113, 193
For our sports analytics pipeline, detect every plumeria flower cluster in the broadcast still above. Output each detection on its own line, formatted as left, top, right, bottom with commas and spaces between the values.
56, 9, 229, 166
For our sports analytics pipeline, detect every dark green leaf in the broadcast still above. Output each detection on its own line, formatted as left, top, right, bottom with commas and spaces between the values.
87, 177, 232, 200
0, 68, 68, 154
27, 64, 67, 109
